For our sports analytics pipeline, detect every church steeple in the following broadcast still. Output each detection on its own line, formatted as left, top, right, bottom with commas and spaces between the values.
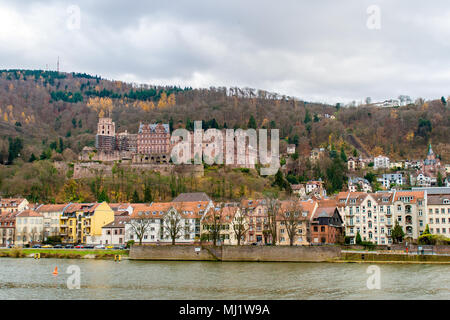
428, 143, 434, 156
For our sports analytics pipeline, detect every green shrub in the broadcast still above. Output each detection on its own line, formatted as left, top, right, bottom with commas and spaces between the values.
360, 241, 376, 250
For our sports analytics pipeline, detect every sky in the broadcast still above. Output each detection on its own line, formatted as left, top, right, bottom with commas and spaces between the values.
1, 0, 450, 104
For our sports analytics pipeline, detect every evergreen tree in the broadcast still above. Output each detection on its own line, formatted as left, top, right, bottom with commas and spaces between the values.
98, 189, 109, 202
144, 184, 153, 203
7, 137, 23, 164
185, 118, 194, 131
355, 231, 362, 245
326, 157, 346, 194
273, 170, 289, 190
270, 120, 276, 129
40, 148, 52, 160
391, 221, 405, 244
248, 115, 257, 129
313, 114, 320, 122
28, 153, 37, 162
304, 109, 312, 124
437, 171, 443, 187
340, 146, 347, 162
132, 190, 140, 203
423, 224, 431, 235
58, 137, 64, 153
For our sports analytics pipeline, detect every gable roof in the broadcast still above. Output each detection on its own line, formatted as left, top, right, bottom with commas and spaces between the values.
0, 198, 27, 208
172, 192, 211, 202
63, 203, 101, 214
36, 204, 69, 213
16, 210, 43, 218
393, 191, 425, 203
102, 216, 130, 228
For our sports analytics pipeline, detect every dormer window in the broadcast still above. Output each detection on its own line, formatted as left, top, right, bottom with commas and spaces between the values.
444, 199, 450, 205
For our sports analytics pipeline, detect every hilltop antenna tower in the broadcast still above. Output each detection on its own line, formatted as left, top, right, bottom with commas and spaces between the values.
57, 56, 60, 73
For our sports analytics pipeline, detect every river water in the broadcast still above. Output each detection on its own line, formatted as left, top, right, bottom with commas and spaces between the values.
0, 258, 449, 299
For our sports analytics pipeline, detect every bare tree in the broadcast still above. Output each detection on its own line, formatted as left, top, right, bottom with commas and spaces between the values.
233, 207, 248, 245
129, 216, 152, 245
280, 200, 303, 246
202, 205, 223, 246
162, 202, 184, 245
265, 197, 280, 245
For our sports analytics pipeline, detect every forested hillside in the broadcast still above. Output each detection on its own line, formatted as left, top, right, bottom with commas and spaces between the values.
0, 69, 449, 203
0, 69, 449, 165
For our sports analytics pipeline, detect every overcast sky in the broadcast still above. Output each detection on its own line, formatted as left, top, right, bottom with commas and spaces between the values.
1, 0, 449, 104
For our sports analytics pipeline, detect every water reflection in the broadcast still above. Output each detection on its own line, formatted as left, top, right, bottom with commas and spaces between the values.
0, 258, 449, 300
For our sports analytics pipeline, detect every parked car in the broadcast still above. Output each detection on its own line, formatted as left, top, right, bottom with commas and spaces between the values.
53, 244, 63, 248
105, 245, 114, 249
42, 244, 53, 248
115, 245, 126, 250
94, 244, 105, 249
75, 245, 84, 249
84, 245, 94, 249
65, 244, 74, 249
32, 244, 41, 248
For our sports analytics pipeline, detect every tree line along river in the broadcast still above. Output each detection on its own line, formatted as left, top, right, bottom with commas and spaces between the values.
0, 258, 449, 299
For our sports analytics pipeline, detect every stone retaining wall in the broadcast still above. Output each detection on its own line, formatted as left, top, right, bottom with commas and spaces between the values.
130, 245, 341, 262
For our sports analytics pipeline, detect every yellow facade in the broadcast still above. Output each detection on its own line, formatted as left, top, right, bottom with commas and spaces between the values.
60, 202, 114, 244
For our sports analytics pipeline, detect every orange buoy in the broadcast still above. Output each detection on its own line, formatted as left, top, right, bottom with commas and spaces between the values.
52, 267, 58, 276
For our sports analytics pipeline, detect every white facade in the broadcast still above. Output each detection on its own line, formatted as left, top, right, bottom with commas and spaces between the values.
125, 201, 214, 244
378, 174, 403, 189
36, 204, 68, 240
125, 217, 162, 244
374, 156, 390, 170
287, 145, 296, 154
15, 211, 44, 246
100, 227, 125, 245
426, 194, 450, 236
342, 191, 426, 245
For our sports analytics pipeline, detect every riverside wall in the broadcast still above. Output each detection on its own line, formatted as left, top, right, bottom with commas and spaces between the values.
129, 245, 341, 262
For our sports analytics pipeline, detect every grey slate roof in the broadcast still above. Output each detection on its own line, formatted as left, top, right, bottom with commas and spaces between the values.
172, 192, 211, 202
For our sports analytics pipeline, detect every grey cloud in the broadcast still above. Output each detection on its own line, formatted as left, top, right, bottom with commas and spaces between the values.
1, 0, 450, 103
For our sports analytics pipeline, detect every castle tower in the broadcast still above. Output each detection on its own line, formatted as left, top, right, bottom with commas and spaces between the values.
97, 117, 115, 136
95, 117, 116, 151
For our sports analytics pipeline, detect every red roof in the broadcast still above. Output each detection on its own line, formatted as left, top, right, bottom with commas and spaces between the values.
16, 210, 43, 218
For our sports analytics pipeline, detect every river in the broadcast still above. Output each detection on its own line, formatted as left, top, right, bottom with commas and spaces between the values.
0, 258, 449, 299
